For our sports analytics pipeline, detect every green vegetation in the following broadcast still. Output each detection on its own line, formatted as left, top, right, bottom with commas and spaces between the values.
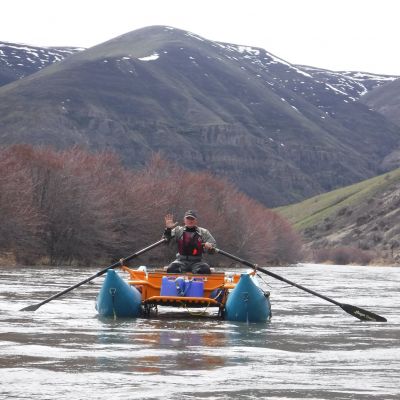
277, 168, 400, 230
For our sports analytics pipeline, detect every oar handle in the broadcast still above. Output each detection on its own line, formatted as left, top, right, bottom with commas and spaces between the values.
255, 265, 342, 307
21, 238, 167, 311
120, 238, 167, 265
215, 248, 255, 268
215, 248, 341, 306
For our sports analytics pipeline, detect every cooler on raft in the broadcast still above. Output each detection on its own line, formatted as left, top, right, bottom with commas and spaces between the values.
160, 276, 205, 297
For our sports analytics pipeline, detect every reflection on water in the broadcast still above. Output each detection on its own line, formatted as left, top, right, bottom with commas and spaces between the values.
94, 317, 229, 374
1, 264, 399, 399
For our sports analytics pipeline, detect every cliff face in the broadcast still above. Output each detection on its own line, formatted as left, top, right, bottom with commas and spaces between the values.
1, 26, 400, 206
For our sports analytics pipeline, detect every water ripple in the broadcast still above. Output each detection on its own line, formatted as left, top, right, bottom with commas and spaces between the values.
1, 264, 399, 399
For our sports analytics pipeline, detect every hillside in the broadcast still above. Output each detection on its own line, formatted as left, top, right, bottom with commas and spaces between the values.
361, 78, 400, 146
0, 41, 83, 86
1, 26, 400, 206
276, 168, 400, 261
298, 66, 398, 100
359, 77, 400, 173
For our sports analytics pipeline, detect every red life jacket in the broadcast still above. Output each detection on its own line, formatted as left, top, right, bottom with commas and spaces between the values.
178, 229, 203, 257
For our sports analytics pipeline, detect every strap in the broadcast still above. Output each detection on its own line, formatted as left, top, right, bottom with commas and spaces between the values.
175, 277, 192, 296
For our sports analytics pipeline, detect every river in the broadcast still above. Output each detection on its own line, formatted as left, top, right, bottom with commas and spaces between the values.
1, 263, 399, 400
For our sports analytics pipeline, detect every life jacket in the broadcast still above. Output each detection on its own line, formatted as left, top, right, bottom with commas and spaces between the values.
177, 228, 203, 257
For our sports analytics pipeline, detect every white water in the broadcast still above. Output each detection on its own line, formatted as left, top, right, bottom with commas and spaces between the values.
1, 264, 399, 399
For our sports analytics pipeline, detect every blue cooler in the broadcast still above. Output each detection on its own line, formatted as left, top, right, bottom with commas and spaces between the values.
160, 276, 179, 296
185, 279, 204, 297
160, 277, 204, 297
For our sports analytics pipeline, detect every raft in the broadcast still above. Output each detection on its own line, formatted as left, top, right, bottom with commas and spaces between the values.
96, 266, 271, 322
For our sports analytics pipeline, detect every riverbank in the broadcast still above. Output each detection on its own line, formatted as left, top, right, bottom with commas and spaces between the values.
0, 253, 16, 267
2, 255, 399, 268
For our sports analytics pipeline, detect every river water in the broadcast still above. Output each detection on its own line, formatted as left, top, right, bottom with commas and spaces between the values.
0, 263, 399, 400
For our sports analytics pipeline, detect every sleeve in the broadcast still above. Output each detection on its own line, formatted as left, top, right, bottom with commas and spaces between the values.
201, 228, 217, 247
163, 226, 179, 242
163, 227, 172, 241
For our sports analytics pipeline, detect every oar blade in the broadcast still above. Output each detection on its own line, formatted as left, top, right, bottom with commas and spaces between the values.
340, 303, 387, 322
20, 303, 42, 312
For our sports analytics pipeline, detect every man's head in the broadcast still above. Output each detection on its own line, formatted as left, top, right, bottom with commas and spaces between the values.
184, 210, 198, 227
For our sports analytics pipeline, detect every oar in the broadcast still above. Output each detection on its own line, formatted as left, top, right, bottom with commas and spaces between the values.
20, 238, 167, 312
215, 248, 387, 322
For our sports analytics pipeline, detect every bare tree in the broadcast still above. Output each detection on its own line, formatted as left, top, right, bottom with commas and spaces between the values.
0, 146, 43, 263
0, 146, 303, 266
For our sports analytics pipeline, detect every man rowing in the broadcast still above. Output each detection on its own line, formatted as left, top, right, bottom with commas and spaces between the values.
163, 210, 216, 274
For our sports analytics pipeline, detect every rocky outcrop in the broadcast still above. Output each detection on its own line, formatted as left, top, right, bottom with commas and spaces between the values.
299, 174, 400, 261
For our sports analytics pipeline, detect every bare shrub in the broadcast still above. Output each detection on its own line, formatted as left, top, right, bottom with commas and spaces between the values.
0, 146, 303, 266
0, 145, 42, 263
314, 246, 373, 265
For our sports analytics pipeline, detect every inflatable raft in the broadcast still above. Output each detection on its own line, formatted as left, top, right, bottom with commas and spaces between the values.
96, 266, 271, 322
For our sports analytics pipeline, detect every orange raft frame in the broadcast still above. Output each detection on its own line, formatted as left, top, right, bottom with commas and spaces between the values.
121, 266, 243, 315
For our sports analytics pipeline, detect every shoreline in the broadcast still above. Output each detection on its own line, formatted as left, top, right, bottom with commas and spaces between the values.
1, 257, 399, 269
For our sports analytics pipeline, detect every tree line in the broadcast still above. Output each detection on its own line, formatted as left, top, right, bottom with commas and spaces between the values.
0, 145, 302, 266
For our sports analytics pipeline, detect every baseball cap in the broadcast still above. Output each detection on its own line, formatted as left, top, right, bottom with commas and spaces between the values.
184, 210, 198, 219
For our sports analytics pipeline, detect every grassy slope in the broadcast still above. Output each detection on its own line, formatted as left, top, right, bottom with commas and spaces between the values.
276, 167, 400, 230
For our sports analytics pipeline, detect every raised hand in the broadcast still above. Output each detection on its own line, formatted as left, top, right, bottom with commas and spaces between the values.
164, 214, 176, 228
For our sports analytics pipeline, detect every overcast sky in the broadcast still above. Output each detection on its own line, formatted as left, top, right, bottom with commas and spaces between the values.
1, 0, 399, 75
